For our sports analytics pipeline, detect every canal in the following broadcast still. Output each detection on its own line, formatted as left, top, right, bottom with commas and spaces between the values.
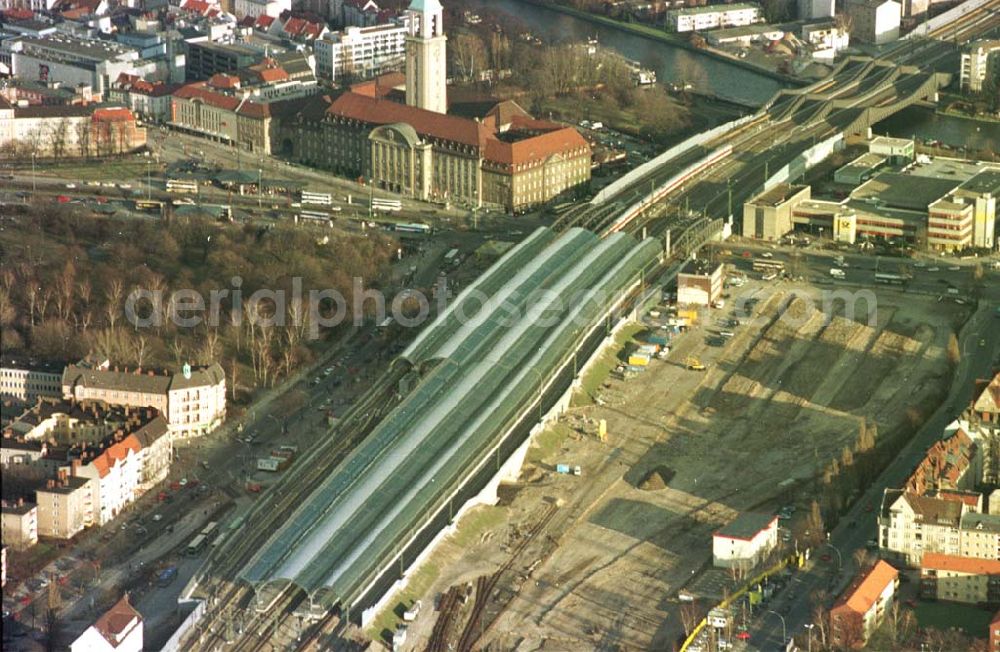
874, 106, 1000, 152
462, 0, 785, 107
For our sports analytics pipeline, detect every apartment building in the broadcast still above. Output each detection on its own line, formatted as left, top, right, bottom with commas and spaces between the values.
0, 357, 63, 404
314, 21, 407, 82
920, 553, 1000, 604
975, 373, 1000, 426
35, 474, 94, 539
830, 560, 898, 648
961, 40, 1000, 93
107, 74, 179, 123
73, 434, 141, 526
960, 512, 1000, 561
904, 428, 977, 495
0, 499, 38, 550
847, 0, 901, 45
666, 3, 762, 33
62, 362, 226, 439
879, 490, 966, 566
712, 512, 779, 570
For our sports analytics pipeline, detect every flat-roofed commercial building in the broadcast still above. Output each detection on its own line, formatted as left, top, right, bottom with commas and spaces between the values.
953, 170, 1000, 250
742, 184, 811, 241
677, 260, 724, 306
834, 152, 887, 186
314, 21, 407, 82
712, 512, 778, 570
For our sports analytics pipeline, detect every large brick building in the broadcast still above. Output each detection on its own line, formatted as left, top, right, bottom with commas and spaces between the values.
277, 92, 591, 212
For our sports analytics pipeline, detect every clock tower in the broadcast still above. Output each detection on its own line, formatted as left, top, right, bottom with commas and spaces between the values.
405, 0, 447, 114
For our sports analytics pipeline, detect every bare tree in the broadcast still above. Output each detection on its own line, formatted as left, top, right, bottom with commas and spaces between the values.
105, 278, 124, 330
680, 600, 701, 637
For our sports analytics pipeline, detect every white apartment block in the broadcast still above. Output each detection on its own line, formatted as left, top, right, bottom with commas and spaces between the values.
879, 491, 966, 566
0, 500, 38, 551
314, 21, 407, 82
847, 0, 901, 45
667, 3, 762, 33
960, 40, 1000, 93
235, 0, 291, 18
959, 512, 1000, 560
0, 359, 63, 403
73, 435, 141, 526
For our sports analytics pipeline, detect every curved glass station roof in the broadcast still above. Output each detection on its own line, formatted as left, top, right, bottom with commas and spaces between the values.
239, 227, 660, 610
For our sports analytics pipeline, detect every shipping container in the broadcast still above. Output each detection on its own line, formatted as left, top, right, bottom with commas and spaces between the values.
628, 354, 651, 367
648, 335, 669, 346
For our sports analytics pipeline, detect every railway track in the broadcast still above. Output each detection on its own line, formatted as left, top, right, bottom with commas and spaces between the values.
425, 586, 463, 652
186, 364, 409, 651
453, 504, 560, 652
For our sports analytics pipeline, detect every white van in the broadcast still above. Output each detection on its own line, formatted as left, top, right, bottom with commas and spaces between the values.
830, 268, 846, 279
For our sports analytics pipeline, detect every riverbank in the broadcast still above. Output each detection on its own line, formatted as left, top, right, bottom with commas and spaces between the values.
514, 0, 805, 87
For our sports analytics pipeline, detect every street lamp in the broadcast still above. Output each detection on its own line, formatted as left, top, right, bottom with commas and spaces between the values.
31, 152, 36, 193
257, 168, 262, 209
766, 610, 787, 647
805, 623, 815, 652
824, 541, 843, 575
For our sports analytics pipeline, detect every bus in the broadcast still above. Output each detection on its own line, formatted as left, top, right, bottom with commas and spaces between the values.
186, 534, 208, 556
443, 248, 460, 265
211, 532, 226, 548
166, 179, 198, 194
228, 515, 245, 531
752, 258, 785, 274
135, 199, 164, 213
874, 272, 907, 285
395, 222, 432, 235
372, 197, 402, 213
200, 521, 218, 539
301, 191, 332, 206
297, 209, 332, 226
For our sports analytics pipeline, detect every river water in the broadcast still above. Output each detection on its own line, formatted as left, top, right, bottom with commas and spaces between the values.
462, 0, 784, 106
874, 106, 1000, 151
463, 0, 1000, 148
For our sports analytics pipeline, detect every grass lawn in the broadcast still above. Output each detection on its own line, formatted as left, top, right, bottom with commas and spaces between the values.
527, 421, 573, 464
365, 560, 440, 644
572, 322, 644, 407
913, 601, 994, 636
363, 504, 506, 643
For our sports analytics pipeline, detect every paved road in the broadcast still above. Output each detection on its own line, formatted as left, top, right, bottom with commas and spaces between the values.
745, 277, 1000, 651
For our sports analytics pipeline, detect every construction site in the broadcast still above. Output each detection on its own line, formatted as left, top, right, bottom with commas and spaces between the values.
397, 272, 970, 651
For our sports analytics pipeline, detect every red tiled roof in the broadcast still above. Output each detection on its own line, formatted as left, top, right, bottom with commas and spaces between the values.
208, 73, 241, 90
922, 553, 1000, 575
256, 67, 288, 83
326, 92, 490, 149
486, 127, 590, 166
93, 594, 141, 647
90, 434, 141, 478
255, 14, 275, 28
350, 72, 406, 99
1, 8, 34, 19
173, 83, 270, 118
834, 560, 897, 616
92, 107, 135, 122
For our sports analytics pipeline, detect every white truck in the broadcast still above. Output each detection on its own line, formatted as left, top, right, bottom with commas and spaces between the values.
830, 268, 846, 279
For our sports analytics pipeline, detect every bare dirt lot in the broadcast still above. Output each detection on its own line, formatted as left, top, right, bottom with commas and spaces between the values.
390, 279, 968, 652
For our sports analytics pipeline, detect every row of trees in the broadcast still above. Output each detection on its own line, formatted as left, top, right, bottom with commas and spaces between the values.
0, 118, 136, 161
0, 204, 397, 401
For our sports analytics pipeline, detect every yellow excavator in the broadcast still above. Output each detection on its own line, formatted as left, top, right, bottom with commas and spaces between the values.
685, 357, 706, 371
